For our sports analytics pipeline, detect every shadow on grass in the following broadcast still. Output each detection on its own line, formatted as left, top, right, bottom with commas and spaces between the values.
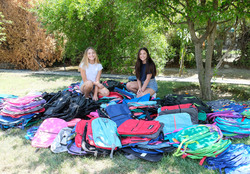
157, 81, 199, 99
98, 151, 220, 174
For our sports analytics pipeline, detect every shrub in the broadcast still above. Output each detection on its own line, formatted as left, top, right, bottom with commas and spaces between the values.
0, 0, 62, 70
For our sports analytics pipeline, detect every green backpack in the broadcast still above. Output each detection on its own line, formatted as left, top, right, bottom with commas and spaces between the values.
172, 124, 231, 164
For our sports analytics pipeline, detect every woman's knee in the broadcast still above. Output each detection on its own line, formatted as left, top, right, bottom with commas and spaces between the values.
126, 82, 132, 90
99, 88, 110, 96
126, 82, 136, 90
82, 81, 93, 91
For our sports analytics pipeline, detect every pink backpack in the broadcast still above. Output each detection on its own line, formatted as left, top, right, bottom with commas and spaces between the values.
31, 118, 68, 148
6, 95, 42, 106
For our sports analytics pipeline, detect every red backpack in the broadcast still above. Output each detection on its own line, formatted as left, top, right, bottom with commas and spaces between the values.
117, 119, 164, 139
161, 103, 198, 111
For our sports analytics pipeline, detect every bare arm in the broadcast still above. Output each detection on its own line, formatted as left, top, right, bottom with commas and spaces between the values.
136, 79, 142, 94
93, 70, 103, 88
141, 74, 152, 92
80, 69, 88, 82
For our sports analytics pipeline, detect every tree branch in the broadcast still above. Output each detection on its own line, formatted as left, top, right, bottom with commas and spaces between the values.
199, 21, 216, 43
165, 3, 185, 16
176, 0, 185, 8
149, 5, 188, 25
187, 19, 199, 43
216, 18, 233, 25
215, 18, 239, 70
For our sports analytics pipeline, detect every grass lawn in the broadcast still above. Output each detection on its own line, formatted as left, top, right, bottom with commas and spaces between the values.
0, 72, 249, 174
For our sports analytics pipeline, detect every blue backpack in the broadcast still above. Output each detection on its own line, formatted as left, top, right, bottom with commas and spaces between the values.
0, 113, 36, 130
105, 103, 132, 127
205, 143, 250, 174
123, 93, 150, 104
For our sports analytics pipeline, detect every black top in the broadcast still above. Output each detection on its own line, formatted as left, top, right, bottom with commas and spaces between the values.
140, 64, 154, 81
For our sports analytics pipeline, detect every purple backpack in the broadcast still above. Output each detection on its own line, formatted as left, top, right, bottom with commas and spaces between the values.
206, 111, 242, 122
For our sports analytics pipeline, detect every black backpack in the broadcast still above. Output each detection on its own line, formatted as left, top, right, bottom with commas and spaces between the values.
102, 80, 124, 91
157, 94, 212, 113
42, 91, 100, 121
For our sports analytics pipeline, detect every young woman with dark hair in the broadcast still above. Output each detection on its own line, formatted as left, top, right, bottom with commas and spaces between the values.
126, 47, 158, 97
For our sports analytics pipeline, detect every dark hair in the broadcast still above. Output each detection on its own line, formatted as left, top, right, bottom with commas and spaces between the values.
135, 47, 156, 79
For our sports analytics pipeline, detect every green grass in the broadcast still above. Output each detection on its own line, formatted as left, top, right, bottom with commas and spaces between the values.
0, 72, 249, 174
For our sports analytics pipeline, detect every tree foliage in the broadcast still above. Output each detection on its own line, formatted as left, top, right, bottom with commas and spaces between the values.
34, 0, 168, 73
133, 0, 249, 99
0, 0, 62, 70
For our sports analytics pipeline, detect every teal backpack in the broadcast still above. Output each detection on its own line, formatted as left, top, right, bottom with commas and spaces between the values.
172, 124, 231, 165
75, 118, 122, 158
155, 112, 193, 140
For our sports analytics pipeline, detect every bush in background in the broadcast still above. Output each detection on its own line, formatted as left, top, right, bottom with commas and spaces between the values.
0, 0, 62, 70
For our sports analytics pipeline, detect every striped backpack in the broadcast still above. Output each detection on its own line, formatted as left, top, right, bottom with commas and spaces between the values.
214, 117, 250, 138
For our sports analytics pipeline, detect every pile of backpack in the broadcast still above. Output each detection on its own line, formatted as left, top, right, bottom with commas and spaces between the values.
0, 93, 45, 130
1, 80, 250, 174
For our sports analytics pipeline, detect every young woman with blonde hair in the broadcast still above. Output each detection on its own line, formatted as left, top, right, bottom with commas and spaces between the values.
79, 47, 109, 100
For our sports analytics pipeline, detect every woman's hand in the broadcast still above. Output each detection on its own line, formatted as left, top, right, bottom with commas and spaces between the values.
97, 83, 104, 89
94, 82, 104, 89
137, 88, 142, 95
92, 94, 98, 101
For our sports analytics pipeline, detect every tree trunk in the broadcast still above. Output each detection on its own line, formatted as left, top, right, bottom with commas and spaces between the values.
204, 25, 216, 100
194, 42, 207, 99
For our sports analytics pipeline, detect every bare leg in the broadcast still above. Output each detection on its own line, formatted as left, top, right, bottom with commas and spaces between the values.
137, 88, 155, 98
92, 85, 99, 101
98, 87, 110, 97
126, 81, 139, 93
80, 81, 93, 98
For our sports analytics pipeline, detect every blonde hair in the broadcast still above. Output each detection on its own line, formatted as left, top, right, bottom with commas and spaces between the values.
79, 47, 100, 70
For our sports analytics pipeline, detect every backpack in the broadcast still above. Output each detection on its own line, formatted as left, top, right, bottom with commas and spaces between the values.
0, 113, 39, 130
102, 80, 124, 91
128, 101, 158, 120
31, 118, 68, 148
172, 124, 231, 164
24, 126, 39, 141
123, 93, 150, 104
117, 119, 164, 139
158, 94, 212, 113
206, 111, 243, 122
205, 143, 250, 174
105, 103, 132, 127
66, 124, 88, 156
241, 108, 250, 118
155, 113, 193, 140
43, 91, 100, 121
75, 118, 122, 158
214, 117, 250, 138
159, 103, 198, 124
114, 87, 136, 99
120, 136, 151, 146
50, 127, 73, 153
5, 94, 43, 106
